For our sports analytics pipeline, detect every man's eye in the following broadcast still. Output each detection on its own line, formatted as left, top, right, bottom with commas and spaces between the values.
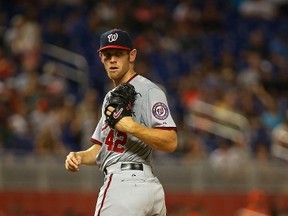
102, 51, 125, 59
104, 53, 111, 58
115, 52, 123, 57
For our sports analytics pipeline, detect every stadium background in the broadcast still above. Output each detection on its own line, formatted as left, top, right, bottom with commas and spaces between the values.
1, 0, 288, 215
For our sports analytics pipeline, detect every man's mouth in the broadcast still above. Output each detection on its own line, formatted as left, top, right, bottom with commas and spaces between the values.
109, 67, 118, 72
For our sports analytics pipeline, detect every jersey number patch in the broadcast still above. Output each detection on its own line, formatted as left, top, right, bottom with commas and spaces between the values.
104, 130, 127, 153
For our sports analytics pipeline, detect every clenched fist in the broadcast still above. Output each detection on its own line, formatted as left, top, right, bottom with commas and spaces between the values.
65, 152, 82, 172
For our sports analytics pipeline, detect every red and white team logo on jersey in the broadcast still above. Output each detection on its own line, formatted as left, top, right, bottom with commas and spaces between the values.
152, 102, 169, 120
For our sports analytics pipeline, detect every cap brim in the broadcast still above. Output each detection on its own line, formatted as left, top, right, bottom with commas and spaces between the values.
97, 45, 132, 52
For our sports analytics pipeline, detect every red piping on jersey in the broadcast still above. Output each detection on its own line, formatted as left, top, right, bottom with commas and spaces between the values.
90, 138, 103, 146
127, 73, 138, 83
97, 174, 113, 216
154, 127, 177, 132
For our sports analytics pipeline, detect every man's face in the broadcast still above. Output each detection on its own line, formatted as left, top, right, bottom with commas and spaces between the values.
100, 49, 131, 81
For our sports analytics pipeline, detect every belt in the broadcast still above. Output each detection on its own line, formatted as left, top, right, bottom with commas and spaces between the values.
104, 163, 144, 175
121, 163, 143, 171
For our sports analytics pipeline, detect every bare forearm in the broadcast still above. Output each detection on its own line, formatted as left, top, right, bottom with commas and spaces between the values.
77, 144, 101, 165
127, 121, 177, 153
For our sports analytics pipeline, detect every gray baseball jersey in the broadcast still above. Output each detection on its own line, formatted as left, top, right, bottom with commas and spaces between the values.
90, 74, 176, 171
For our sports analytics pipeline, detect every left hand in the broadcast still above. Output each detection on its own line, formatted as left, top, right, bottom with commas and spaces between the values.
106, 106, 134, 132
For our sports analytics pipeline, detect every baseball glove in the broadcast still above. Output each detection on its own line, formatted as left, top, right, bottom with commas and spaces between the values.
104, 83, 138, 128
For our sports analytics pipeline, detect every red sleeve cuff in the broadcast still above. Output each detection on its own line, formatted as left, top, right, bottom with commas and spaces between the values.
90, 138, 103, 146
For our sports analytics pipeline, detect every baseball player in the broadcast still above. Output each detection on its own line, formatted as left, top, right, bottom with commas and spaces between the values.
65, 28, 178, 216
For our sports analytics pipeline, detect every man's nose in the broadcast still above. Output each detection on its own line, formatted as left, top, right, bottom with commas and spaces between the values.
110, 55, 117, 62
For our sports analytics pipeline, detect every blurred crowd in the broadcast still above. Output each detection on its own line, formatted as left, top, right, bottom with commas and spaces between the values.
0, 0, 288, 167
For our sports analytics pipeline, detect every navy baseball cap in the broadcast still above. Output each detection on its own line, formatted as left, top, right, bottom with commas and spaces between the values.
98, 29, 133, 52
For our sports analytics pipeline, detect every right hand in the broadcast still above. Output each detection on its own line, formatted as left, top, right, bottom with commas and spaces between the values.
65, 152, 82, 172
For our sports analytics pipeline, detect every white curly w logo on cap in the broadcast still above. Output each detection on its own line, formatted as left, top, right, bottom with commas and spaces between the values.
107, 33, 118, 43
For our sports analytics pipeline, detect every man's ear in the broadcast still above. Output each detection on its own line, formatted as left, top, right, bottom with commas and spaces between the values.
129, 49, 137, 63
99, 52, 104, 63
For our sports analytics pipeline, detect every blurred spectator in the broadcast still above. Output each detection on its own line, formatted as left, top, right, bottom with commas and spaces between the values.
249, 117, 271, 161
208, 138, 249, 176
177, 68, 200, 110
159, 29, 182, 53
253, 142, 270, 162
0, 9, 8, 47
6, 99, 33, 154
238, 0, 277, 20
76, 88, 101, 149
128, 0, 156, 32
34, 126, 66, 156
59, 96, 82, 152
215, 89, 239, 112
181, 133, 207, 164
251, 84, 285, 131
0, 46, 15, 81
243, 29, 270, 59
237, 52, 264, 89
237, 87, 263, 118
42, 16, 71, 49
94, 1, 117, 25
217, 49, 238, 88
34, 102, 67, 156
269, 30, 288, 71
172, 0, 201, 24
29, 97, 50, 135
259, 96, 284, 132
40, 62, 68, 108
200, 0, 224, 33
5, 6, 42, 66
271, 110, 288, 162
0, 82, 12, 151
